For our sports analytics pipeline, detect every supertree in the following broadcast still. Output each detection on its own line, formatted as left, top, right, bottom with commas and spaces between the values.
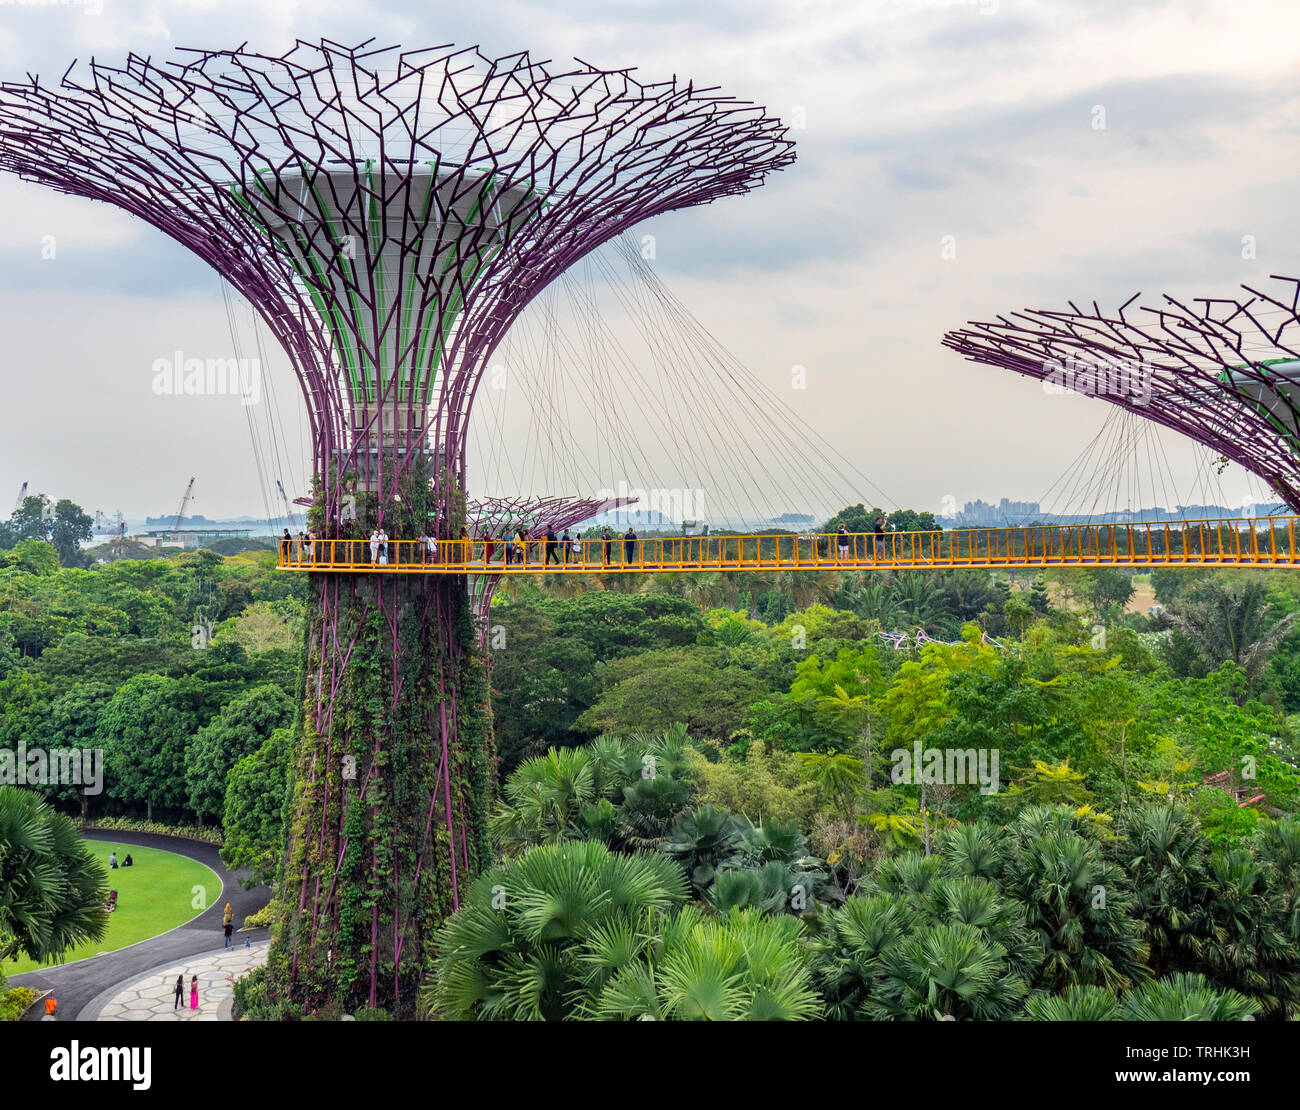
943, 276, 1300, 508
0, 40, 793, 1014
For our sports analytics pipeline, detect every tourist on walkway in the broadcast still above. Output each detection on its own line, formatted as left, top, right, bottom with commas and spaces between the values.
514, 529, 527, 566
561, 528, 573, 564
377, 528, 389, 565
624, 526, 638, 565
189, 975, 199, 1012
837, 525, 849, 562
281, 529, 292, 563
873, 516, 887, 558
368, 529, 379, 564
484, 534, 495, 565
304, 531, 315, 565
173, 975, 184, 1010
603, 527, 613, 566
545, 525, 560, 565
224, 920, 234, 949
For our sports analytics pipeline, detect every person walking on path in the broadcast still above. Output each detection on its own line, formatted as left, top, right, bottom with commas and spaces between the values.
561, 528, 573, 564
545, 525, 560, 565
603, 527, 613, 567
189, 975, 199, 1012
223, 919, 234, 949
173, 975, 184, 1010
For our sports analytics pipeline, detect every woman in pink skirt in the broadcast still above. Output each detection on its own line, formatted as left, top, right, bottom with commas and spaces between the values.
190, 975, 199, 1011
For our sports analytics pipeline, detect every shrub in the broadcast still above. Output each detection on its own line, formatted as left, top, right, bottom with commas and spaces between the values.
0, 987, 39, 1022
78, 816, 224, 845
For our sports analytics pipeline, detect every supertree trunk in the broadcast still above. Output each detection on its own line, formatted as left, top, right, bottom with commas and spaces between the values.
266, 569, 492, 1017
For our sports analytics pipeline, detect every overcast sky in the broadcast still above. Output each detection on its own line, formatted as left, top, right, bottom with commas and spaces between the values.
0, 0, 1296, 523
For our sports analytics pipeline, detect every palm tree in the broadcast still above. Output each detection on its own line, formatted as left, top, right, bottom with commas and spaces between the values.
1115, 806, 1211, 978
994, 807, 1149, 993
890, 571, 944, 633
1113, 973, 1260, 1021
797, 749, 865, 821
1168, 579, 1298, 692
659, 805, 747, 894
419, 839, 690, 1020
0, 786, 108, 964
1022, 984, 1120, 1021
1199, 847, 1300, 1018
488, 746, 598, 854
587, 906, 822, 1020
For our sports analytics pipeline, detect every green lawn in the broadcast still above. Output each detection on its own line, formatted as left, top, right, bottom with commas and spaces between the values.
4, 840, 222, 976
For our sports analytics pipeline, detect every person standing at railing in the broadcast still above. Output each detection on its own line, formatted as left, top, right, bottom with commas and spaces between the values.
837, 525, 850, 562
368, 529, 379, 565
624, 525, 637, 565
377, 527, 390, 566
603, 527, 613, 567
515, 529, 527, 567
280, 528, 292, 564
873, 516, 887, 559
418, 530, 437, 564
304, 530, 315, 565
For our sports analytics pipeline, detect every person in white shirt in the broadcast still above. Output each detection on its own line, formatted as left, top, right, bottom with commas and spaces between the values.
369, 529, 380, 564
377, 528, 389, 565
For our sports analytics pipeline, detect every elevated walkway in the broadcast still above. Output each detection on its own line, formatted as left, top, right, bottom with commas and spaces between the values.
274, 516, 1300, 574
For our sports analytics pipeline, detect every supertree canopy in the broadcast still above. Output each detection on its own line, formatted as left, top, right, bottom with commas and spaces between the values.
943, 275, 1300, 509
0, 40, 793, 1014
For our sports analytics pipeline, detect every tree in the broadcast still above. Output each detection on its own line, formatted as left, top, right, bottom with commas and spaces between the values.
185, 684, 294, 823
1167, 579, 1298, 693
49, 500, 93, 569
97, 673, 202, 820
576, 647, 765, 740
419, 839, 690, 1020
221, 727, 292, 888
0, 786, 108, 963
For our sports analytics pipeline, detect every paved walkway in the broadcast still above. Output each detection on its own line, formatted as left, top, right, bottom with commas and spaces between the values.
89, 940, 270, 1021
12, 829, 272, 1020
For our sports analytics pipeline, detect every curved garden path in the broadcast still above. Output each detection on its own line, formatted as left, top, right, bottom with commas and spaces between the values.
11, 829, 272, 1020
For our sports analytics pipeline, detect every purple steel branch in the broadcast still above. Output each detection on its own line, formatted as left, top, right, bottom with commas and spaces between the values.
0, 40, 794, 526
943, 275, 1300, 508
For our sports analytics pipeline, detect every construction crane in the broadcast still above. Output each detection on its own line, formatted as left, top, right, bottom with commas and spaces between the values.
275, 479, 300, 532
173, 477, 195, 543
12, 481, 27, 513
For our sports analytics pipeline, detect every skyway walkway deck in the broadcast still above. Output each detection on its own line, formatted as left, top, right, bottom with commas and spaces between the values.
274, 516, 1300, 574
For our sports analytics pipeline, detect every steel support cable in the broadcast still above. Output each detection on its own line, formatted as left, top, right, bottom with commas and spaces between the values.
221, 277, 279, 530
593, 246, 830, 523
613, 233, 898, 513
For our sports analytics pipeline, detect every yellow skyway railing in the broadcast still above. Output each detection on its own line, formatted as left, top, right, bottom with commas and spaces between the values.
274, 516, 1300, 575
